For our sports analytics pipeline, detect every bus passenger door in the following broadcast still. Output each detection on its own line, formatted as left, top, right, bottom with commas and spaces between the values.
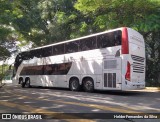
103, 58, 122, 90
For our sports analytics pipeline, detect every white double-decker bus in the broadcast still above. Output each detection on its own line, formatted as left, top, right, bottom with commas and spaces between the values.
12, 27, 145, 92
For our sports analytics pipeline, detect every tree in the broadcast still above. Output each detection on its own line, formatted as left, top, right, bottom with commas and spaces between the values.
10, 0, 79, 46
0, 0, 18, 59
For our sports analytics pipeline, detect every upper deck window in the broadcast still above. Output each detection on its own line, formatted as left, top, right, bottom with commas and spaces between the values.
79, 36, 97, 51
42, 46, 52, 57
65, 41, 79, 53
52, 44, 64, 55
97, 30, 122, 48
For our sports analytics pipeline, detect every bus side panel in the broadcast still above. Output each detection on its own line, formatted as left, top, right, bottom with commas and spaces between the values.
30, 75, 43, 86
102, 58, 122, 90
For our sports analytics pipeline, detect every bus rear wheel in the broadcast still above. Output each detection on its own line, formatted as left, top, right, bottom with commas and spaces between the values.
21, 82, 25, 88
83, 78, 94, 92
69, 78, 80, 91
19, 78, 25, 88
25, 78, 30, 88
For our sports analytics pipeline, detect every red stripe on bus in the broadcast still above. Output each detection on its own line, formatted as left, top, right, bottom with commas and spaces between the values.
122, 27, 129, 54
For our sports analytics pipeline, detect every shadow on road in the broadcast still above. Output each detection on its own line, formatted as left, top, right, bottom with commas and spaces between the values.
24, 85, 160, 97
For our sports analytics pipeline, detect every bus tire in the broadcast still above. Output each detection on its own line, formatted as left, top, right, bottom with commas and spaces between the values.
19, 78, 25, 88
25, 78, 30, 88
69, 78, 80, 91
83, 78, 94, 92
21, 81, 25, 88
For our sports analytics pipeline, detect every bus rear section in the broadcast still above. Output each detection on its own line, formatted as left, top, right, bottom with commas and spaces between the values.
122, 28, 145, 90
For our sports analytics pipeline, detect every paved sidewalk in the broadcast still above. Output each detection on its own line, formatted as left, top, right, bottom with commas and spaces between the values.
145, 87, 160, 90
144, 87, 160, 92
131, 87, 160, 92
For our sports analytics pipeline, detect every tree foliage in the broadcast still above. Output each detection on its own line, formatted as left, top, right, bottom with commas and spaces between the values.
0, 0, 160, 86
0, 0, 17, 59
9, 0, 79, 46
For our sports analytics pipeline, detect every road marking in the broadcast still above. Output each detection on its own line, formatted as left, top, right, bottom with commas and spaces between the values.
4, 86, 144, 111
5, 89, 141, 113
0, 101, 95, 122
54, 100, 139, 113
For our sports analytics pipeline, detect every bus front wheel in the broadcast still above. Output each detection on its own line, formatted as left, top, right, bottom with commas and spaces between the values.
69, 78, 80, 91
19, 78, 25, 88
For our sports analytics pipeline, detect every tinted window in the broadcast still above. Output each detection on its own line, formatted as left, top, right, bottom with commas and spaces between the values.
20, 51, 31, 60
17, 53, 22, 62
28, 50, 34, 59
21, 66, 43, 75
32, 66, 43, 75
44, 65, 54, 75
42, 46, 52, 57
97, 30, 122, 48
114, 30, 121, 45
58, 63, 67, 74
65, 41, 79, 53
21, 52, 26, 60
34, 49, 43, 58
53, 44, 64, 55
44, 64, 63, 75
20, 62, 72, 76
22, 51, 32, 60
97, 34, 110, 48
14, 54, 23, 71
43, 63, 72, 75
79, 36, 97, 51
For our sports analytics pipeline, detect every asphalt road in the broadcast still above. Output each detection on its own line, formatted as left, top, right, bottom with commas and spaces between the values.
0, 84, 159, 122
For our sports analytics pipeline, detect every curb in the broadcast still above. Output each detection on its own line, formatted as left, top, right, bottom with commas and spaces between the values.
144, 87, 160, 92
145, 87, 160, 90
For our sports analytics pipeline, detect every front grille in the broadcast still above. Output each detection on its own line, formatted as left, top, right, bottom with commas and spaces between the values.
131, 55, 144, 62
133, 62, 145, 73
